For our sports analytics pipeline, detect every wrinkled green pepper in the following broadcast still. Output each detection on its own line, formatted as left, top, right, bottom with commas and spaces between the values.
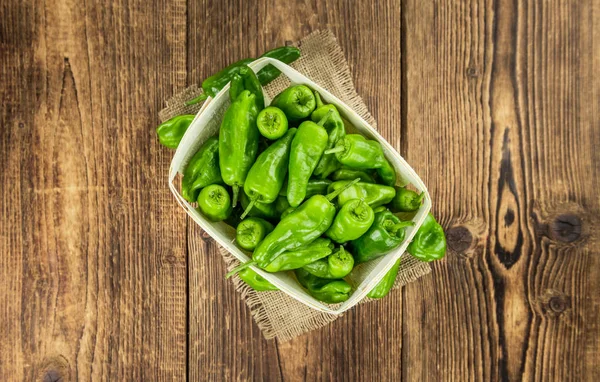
261, 238, 334, 272
257, 46, 301, 85
303, 246, 354, 279
351, 208, 414, 263
325, 198, 374, 243
287, 111, 331, 207
239, 190, 278, 220
328, 180, 396, 208
280, 179, 331, 199
271, 85, 316, 121
407, 213, 447, 262
311, 92, 346, 178
330, 167, 376, 184
238, 268, 278, 291
229, 66, 265, 109
156, 114, 195, 148
390, 186, 424, 212
367, 258, 401, 299
326, 134, 396, 186
295, 268, 352, 303
257, 106, 288, 139
236, 217, 275, 251
219, 90, 260, 206
181, 137, 223, 202
197, 184, 232, 222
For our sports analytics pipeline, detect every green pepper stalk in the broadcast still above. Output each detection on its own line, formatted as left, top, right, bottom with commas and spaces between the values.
219, 90, 260, 207
239, 190, 278, 220
328, 180, 396, 208
257, 106, 289, 140
236, 217, 275, 251
241, 128, 297, 220
257, 46, 301, 85
331, 167, 376, 184
407, 213, 447, 262
367, 258, 401, 298
197, 184, 233, 222
226, 178, 360, 278
325, 134, 396, 186
238, 268, 279, 291
260, 238, 334, 272
181, 137, 223, 202
350, 208, 414, 263
156, 114, 195, 148
311, 92, 346, 178
294, 268, 352, 303
303, 246, 355, 279
229, 66, 265, 109
390, 186, 425, 212
279, 179, 331, 198
271, 85, 316, 121
287, 110, 333, 207
325, 198, 375, 243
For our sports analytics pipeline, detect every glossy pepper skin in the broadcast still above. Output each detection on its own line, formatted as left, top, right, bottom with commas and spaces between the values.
262, 238, 334, 272
257, 106, 288, 140
201, 58, 255, 99
303, 246, 354, 279
197, 184, 232, 222
257, 46, 301, 85
280, 179, 331, 199
239, 190, 278, 220
156, 114, 195, 148
367, 258, 401, 298
331, 167, 376, 184
390, 187, 424, 212
295, 269, 352, 303
238, 268, 278, 291
229, 66, 265, 109
311, 92, 346, 178
351, 208, 414, 263
242, 128, 297, 218
328, 180, 396, 208
325, 198, 375, 243
271, 85, 316, 121
236, 218, 275, 251
407, 213, 447, 262
328, 134, 396, 186
181, 137, 223, 202
219, 90, 260, 206
274, 195, 290, 217
287, 112, 331, 207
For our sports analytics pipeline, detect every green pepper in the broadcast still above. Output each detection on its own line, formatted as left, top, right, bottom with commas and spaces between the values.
238, 268, 278, 291
287, 111, 332, 207
274, 195, 290, 217
156, 114, 195, 148
311, 92, 346, 178
294, 269, 352, 303
350, 208, 414, 263
390, 187, 424, 212
367, 258, 401, 299
271, 85, 316, 121
407, 213, 447, 262
261, 238, 334, 272
328, 180, 396, 208
302, 246, 354, 279
325, 134, 396, 186
181, 137, 223, 202
241, 128, 297, 219
257, 106, 288, 140
200, 58, 256, 101
330, 167, 376, 184
236, 217, 275, 251
197, 184, 232, 222
280, 206, 296, 219
219, 90, 260, 206
279, 179, 331, 198
325, 198, 374, 243
229, 66, 265, 109
239, 190, 278, 220
257, 46, 301, 85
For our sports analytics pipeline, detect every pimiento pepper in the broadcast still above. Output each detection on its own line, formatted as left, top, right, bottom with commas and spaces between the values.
351, 208, 414, 263
239, 190, 278, 220
197, 184, 232, 222
274, 195, 290, 217
294, 268, 352, 303
390, 186, 424, 212
219, 90, 260, 206
241, 128, 297, 219
287, 110, 332, 207
407, 213, 447, 262
279, 179, 331, 199
257, 106, 288, 140
280, 206, 296, 219
325, 198, 374, 243
156, 114, 195, 148
330, 167, 376, 184
257, 46, 301, 85
328, 180, 396, 208
238, 268, 278, 291
236, 217, 275, 251
196, 58, 255, 102
271, 85, 316, 121
260, 238, 334, 272
367, 258, 401, 298
181, 137, 223, 202
229, 66, 265, 110
311, 92, 346, 178
325, 134, 396, 186
303, 246, 354, 279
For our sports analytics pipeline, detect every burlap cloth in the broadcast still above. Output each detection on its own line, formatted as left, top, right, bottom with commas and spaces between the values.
160, 30, 431, 342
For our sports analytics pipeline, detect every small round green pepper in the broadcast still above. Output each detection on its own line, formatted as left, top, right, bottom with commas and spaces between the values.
270, 85, 316, 121
390, 186, 424, 212
303, 246, 355, 279
407, 213, 446, 262
325, 198, 374, 243
236, 217, 275, 251
197, 184, 232, 222
257, 106, 289, 139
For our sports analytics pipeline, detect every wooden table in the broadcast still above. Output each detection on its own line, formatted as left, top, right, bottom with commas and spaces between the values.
1, 0, 598, 380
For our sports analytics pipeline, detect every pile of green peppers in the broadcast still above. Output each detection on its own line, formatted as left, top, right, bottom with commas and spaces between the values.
167, 56, 447, 304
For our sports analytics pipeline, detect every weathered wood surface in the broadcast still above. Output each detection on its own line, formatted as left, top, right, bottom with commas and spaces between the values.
1, 0, 598, 380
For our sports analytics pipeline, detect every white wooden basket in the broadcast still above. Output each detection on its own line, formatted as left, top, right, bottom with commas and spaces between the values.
169, 57, 431, 314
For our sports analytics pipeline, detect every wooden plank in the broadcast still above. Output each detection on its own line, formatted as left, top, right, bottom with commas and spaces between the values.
403, 0, 600, 380
0, 0, 189, 379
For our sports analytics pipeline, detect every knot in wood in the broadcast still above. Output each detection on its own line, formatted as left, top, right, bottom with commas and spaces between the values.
43, 369, 63, 382
466, 67, 479, 78
549, 296, 568, 313
550, 214, 582, 243
446, 226, 473, 253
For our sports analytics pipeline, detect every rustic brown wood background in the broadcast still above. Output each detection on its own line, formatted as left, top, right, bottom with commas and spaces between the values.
1, 0, 599, 380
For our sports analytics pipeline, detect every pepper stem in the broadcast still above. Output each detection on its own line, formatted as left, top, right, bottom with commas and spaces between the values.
324, 146, 345, 155
225, 260, 257, 278
239, 199, 255, 220
325, 178, 360, 202
185, 93, 208, 106
232, 186, 239, 208
314, 91, 325, 108
317, 109, 334, 127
